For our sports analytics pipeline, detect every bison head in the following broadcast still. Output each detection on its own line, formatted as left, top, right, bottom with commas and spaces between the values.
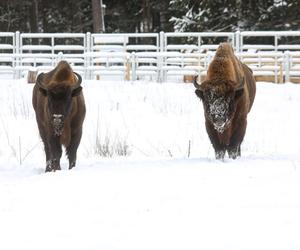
36, 72, 82, 136
194, 77, 244, 133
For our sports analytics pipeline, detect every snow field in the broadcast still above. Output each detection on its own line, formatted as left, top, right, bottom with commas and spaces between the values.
0, 79, 300, 249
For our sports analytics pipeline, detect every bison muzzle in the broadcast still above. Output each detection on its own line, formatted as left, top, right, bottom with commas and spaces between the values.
32, 60, 86, 172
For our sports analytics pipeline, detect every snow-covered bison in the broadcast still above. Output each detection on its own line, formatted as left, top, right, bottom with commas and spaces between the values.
32, 61, 86, 172
193, 43, 256, 160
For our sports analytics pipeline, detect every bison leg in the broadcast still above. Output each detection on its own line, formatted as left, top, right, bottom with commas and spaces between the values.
205, 121, 226, 160
66, 128, 83, 169
46, 137, 62, 172
35, 122, 53, 171
228, 145, 241, 159
42, 137, 57, 172
228, 121, 246, 159
42, 141, 52, 171
210, 135, 226, 160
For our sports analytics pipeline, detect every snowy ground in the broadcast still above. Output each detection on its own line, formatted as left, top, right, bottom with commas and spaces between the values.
0, 78, 300, 250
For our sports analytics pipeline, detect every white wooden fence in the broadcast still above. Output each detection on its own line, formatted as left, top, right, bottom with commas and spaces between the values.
1, 31, 300, 82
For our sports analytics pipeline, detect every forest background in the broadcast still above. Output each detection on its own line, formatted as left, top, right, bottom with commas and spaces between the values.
0, 0, 299, 34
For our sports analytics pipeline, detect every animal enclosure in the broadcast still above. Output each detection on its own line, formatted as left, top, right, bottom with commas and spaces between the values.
0, 31, 300, 83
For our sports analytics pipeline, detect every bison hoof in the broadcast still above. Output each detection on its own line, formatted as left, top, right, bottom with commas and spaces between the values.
45, 164, 61, 172
228, 146, 241, 159
69, 162, 76, 170
228, 153, 239, 159
45, 167, 54, 173
215, 150, 225, 160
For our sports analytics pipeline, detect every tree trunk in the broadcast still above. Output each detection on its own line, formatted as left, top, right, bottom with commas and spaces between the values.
142, 0, 151, 32
236, 0, 242, 29
159, 11, 167, 31
92, 0, 105, 33
29, 0, 39, 33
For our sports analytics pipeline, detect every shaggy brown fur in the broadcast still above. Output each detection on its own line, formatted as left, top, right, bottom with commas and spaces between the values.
194, 43, 256, 160
32, 60, 86, 172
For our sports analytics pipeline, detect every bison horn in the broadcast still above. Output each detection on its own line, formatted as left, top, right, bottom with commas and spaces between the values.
193, 76, 203, 90
73, 72, 82, 89
235, 77, 245, 91
71, 72, 83, 96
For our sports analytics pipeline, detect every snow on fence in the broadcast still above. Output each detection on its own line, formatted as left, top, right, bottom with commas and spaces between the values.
0, 31, 300, 83
90, 33, 159, 52
162, 32, 235, 52
0, 32, 15, 53
240, 31, 300, 52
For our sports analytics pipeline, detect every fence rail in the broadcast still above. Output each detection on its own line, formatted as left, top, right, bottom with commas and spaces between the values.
1, 31, 300, 82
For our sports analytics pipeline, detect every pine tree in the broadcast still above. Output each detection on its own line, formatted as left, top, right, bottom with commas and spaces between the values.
169, 0, 300, 32
169, 0, 240, 32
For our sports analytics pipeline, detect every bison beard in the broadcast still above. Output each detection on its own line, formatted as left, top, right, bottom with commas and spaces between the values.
194, 43, 256, 160
32, 61, 86, 172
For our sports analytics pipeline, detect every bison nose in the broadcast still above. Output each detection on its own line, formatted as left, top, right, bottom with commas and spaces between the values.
215, 117, 226, 126
53, 114, 64, 125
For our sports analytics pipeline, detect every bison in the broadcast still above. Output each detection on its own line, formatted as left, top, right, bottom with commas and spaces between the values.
193, 43, 256, 160
32, 60, 86, 172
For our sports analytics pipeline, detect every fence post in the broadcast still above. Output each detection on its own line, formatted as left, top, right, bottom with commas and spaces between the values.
159, 31, 164, 52
57, 52, 63, 63
86, 32, 91, 53
159, 32, 165, 82
14, 31, 21, 79
125, 54, 131, 81
239, 31, 243, 52
274, 34, 278, 52
275, 53, 278, 84
206, 51, 213, 68
15, 31, 20, 54
51, 36, 54, 54
235, 30, 240, 52
284, 51, 290, 83
131, 52, 136, 82
86, 32, 91, 79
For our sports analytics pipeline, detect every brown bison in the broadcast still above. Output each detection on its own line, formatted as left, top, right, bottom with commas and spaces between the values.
194, 43, 256, 160
32, 60, 86, 172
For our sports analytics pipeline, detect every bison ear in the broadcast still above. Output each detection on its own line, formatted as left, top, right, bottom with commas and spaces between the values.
195, 89, 204, 100
36, 73, 48, 96
72, 86, 82, 97
235, 88, 244, 99
39, 87, 48, 96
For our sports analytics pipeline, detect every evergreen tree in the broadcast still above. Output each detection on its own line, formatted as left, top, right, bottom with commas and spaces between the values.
169, 0, 239, 32
104, 0, 172, 33
0, 0, 299, 33
169, 0, 300, 32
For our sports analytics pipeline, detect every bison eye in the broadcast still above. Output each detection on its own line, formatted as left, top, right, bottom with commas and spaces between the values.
49, 90, 69, 100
